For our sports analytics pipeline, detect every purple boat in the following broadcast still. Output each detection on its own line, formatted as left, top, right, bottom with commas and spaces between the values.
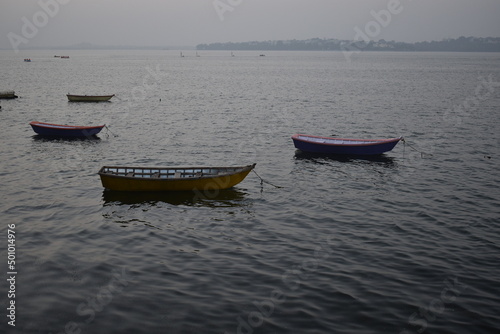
30, 121, 105, 138
292, 134, 402, 155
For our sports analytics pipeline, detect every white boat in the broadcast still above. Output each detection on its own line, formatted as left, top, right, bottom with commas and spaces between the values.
67, 94, 114, 102
0, 91, 18, 99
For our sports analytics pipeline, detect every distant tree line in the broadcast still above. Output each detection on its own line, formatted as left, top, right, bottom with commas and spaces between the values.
196, 37, 500, 52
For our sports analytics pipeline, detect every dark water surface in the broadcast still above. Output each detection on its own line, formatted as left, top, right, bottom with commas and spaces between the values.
1, 50, 500, 334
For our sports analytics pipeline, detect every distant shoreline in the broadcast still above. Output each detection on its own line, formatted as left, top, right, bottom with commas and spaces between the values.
196, 37, 500, 52
2, 36, 500, 52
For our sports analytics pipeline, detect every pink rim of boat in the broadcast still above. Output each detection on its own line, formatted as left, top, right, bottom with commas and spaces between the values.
30, 121, 105, 138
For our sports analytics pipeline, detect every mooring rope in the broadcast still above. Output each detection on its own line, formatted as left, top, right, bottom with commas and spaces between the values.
252, 169, 284, 189
401, 138, 432, 158
104, 125, 118, 137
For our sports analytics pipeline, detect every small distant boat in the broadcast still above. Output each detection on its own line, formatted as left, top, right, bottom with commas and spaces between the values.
60, 56, 70, 59
0, 91, 18, 99
292, 134, 402, 155
24, 58, 31, 62
30, 121, 105, 138
98, 164, 256, 192
67, 94, 115, 102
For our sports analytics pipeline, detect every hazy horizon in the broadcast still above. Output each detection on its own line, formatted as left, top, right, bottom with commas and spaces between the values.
2, 0, 500, 52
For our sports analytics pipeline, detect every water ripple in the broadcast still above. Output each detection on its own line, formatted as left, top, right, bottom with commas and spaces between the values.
1, 50, 499, 334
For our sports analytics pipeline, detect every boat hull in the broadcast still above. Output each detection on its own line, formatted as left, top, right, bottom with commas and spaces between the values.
0, 91, 18, 99
30, 122, 105, 138
67, 94, 114, 102
292, 134, 402, 155
99, 164, 256, 192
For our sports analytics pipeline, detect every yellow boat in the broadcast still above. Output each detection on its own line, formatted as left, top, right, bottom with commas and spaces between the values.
98, 164, 256, 192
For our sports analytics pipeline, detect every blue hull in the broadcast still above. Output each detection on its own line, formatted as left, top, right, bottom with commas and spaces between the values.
30, 122, 104, 138
292, 135, 401, 156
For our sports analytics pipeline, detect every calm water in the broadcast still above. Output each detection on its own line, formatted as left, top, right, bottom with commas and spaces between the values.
1, 50, 500, 334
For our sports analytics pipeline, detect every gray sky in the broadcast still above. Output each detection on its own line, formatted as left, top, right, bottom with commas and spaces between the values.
1, 0, 500, 49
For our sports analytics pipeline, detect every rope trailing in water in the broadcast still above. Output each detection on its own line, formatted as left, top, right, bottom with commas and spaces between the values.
104, 125, 118, 137
252, 169, 284, 189
401, 137, 432, 158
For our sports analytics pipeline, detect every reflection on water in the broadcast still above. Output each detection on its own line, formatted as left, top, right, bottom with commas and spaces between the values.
31, 134, 102, 142
101, 188, 250, 207
4, 51, 499, 334
293, 150, 397, 165
101, 188, 255, 230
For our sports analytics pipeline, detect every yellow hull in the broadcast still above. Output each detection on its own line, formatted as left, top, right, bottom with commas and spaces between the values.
99, 164, 255, 192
